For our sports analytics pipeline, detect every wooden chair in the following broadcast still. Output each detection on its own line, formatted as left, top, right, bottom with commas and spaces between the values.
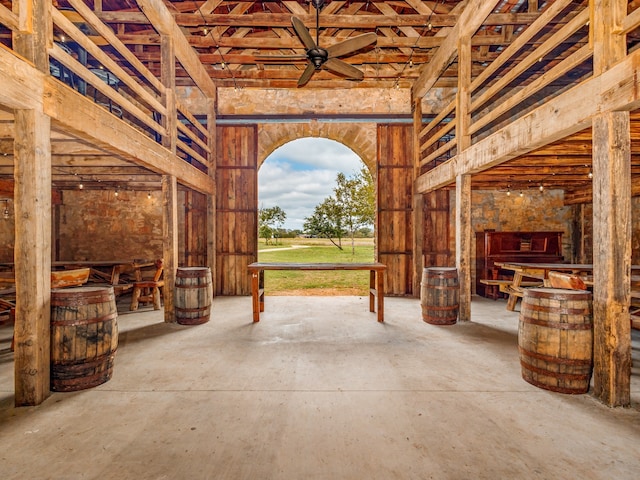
130, 259, 164, 311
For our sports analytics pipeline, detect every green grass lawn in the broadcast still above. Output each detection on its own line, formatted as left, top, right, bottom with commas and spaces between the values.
257, 238, 374, 295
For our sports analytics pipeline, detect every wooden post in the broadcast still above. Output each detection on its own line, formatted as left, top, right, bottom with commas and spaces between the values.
14, 108, 52, 406
162, 175, 179, 323
412, 96, 424, 295
161, 34, 177, 154
12, 0, 52, 406
591, 0, 626, 76
455, 34, 472, 322
592, 112, 631, 407
160, 33, 178, 322
206, 95, 217, 298
455, 174, 472, 322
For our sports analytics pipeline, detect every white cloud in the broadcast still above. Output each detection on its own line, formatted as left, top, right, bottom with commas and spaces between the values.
258, 138, 363, 230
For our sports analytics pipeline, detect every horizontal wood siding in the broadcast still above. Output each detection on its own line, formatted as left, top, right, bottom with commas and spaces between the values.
377, 124, 414, 296
215, 125, 257, 295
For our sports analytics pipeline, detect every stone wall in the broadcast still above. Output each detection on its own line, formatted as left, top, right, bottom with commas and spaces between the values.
56, 190, 164, 262
450, 189, 574, 292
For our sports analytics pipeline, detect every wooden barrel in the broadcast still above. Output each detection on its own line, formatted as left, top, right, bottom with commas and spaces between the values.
518, 288, 593, 394
175, 267, 213, 325
421, 267, 459, 325
50, 286, 118, 392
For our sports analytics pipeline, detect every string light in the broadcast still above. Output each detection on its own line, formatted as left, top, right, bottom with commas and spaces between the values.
588, 170, 593, 179
392, 0, 444, 89
147, 191, 152, 199
539, 184, 544, 192
1, 200, 9, 220
114, 188, 119, 197
195, 1, 238, 90
519, 191, 524, 197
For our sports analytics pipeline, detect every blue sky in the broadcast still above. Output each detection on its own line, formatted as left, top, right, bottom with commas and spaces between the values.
258, 138, 364, 230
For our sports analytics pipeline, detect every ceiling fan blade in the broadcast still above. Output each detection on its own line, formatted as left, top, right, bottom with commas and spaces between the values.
291, 16, 316, 50
297, 62, 317, 87
324, 58, 364, 80
327, 33, 377, 59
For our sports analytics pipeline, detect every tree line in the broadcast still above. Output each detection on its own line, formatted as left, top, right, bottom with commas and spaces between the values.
259, 167, 374, 252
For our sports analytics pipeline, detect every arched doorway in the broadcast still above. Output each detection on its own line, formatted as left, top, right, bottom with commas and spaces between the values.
257, 137, 375, 295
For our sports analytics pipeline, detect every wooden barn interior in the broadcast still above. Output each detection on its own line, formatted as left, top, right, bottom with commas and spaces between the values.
1, 0, 640, 477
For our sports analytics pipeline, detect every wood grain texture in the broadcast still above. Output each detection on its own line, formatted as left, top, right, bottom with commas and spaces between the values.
377, 124, 414, 296
592, 111, 632, 406
215, 125, 257, 295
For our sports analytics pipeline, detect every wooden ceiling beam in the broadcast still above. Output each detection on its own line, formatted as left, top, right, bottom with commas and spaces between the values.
95, 11, 546, 28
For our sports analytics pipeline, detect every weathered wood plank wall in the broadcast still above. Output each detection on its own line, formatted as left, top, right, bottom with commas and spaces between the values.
183, 190, 208, 267
422, 189, 452, 269
377, 124, 414, 296
215, 125, 257, 295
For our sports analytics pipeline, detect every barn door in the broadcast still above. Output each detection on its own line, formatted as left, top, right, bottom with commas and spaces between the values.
422, 190, 452, 268
215, 125, 258, 295
184, 190, 207, 267
376, 124, 414, 296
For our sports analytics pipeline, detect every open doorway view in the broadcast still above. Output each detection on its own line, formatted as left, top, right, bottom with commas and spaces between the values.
258, 137, 375, 295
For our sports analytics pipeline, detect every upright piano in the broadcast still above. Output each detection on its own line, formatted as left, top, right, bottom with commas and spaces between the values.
476, 230, 563, 299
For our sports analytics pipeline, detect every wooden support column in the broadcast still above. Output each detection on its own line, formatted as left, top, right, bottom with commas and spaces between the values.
12, 0, 52, 406
162, 175, 179, 323
591, 0, 626, 76
592, 112, 631, 407
412, 96, 424, 295
207, 96, 217, 297
14, 108, 52, 406
161, 34, 177, 154
455, 174, 472, 322
160, 34, 178, 322
12, 0, 50, 72
455, 34, 472, 322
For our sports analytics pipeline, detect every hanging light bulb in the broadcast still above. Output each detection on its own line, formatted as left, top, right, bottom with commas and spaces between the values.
114, 188, 119, 197
79, 182, 83, 190
519, 191, 524, 197
539, 184, 544, 192
2, 200, 9, 219
147, 191, 152, 199
588, 170, 593, 179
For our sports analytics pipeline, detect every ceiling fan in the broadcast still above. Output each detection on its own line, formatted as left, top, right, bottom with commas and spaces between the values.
267, 0, 377, 87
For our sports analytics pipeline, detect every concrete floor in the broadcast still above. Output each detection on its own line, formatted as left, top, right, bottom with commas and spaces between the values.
0, 295, 639, 479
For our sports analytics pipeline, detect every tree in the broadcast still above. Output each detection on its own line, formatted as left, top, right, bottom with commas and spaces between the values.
303, 197, 346, 249
334, 167, 375, 254
303, 167, 375, 253
259, 206, 286, 245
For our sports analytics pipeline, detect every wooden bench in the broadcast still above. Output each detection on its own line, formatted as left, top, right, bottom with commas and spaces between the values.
248, 262, 386, 323
479, 279, 543, 299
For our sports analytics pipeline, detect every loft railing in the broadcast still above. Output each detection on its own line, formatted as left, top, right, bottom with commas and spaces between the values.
416, 2, 595, 176
0, 0, 211, 174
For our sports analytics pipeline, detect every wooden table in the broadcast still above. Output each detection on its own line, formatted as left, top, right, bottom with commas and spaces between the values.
248, 262, 386, 322
53, 260, 154, 285
0, 260, 154, 287
494, 262, 595, 311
